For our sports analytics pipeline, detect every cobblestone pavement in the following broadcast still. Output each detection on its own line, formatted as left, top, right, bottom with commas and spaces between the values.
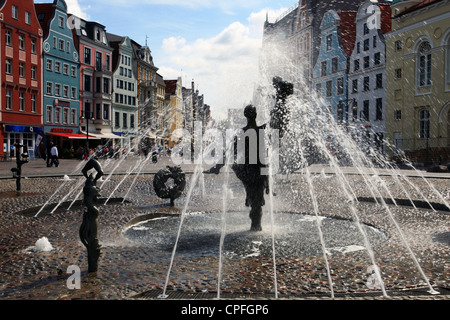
0, 157, 448, 302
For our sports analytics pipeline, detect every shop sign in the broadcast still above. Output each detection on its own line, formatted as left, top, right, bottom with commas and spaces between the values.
52, 128, 73, 133
5, 125, 43, 133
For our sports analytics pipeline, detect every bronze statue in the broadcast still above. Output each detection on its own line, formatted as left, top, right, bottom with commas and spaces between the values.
205, 105, 269, 231
80, 158, 103, 273
11, 143, 29, 192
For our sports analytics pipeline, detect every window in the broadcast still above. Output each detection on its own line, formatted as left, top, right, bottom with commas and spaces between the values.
375, 98, 383, 121
71, 109, 76, 124
31, 94, 37, 113
63, 85, 69, 98
315, 83, 322, 96
31, 66, 37, 80
352, 101, 358, 121
46, 106, 53, 123
352, 79, 358, 93
363, 77, 370, 91
6, 90, 12, 109
419, 109, 430, 139
63, 108, 69, 124
395, 40, 402, 51
55, 61, 61, 73
373, 35, 377, 48
19, 92, 25, 111
395, 110, 402, 120
55, 107, 61, 124
337, 77, 344, 95
71, 87, 77, 99
96, 52, 102, 70
19, 62, 25, 77
84, 47, 91, 64
376, 73, 383, 89
103, 104, 110, 120
53, 36, 57, 48
123, 113, 128, 128
363, 23, 369, 35
6, 59, 12, 74
31, 39, 36, 53
12, 5, 18, 19
354, 59, 360, 72
374, 52, 381, 65
84, 75, 91, 92
96, 77, 101, 93
331, 57, 338, 73
357, 42, 360, 54
46, 82, 53, 95
71, 66, 77, 77
326, 80, 332, 97
63, 64, 69, 75
59, 39, 64, 51
46, 59, 53, 71
25, 11, 31, 24
362, 100, 370, 121
96, 104, 101, 120
103, 78, 110, 94
55, 83, 61, 96
106, 55, 110, 71
364, 56, 370, 68
130, 114, 135, 129
5, 30, 12, 46
58, 16, 65, 28
363, 39, 369, 51
326, 34, 332, 51
115, 112, 120, 127
66, 41, 70, 53
321, 61, 327, 77
418, 41, 432, 87
19, 34, 25, 50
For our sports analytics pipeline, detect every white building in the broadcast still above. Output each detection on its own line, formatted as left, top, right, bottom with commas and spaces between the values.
347, 0, 392, 154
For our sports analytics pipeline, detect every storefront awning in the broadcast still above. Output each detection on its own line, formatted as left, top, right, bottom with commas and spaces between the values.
47, 132, 96, 139
80, 131, 123, 139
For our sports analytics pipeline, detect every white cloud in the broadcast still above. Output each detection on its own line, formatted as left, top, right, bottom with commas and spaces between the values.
158, 8, 286, 120
65, 0, 90, 19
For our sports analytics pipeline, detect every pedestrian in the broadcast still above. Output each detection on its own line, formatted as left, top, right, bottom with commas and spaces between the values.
46, 142, 53, 167
50, 143, 59, 167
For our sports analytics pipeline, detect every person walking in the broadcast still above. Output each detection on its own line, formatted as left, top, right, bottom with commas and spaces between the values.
50, 143, 59, 167
46, 142, 53, 167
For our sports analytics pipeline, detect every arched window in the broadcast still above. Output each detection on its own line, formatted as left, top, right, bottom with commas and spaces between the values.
417, 41, 432, 87
419, 109, 430, 139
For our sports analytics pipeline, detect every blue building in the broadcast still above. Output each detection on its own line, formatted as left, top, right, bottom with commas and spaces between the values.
36, 0, 82, 152
312, 9, 356, 123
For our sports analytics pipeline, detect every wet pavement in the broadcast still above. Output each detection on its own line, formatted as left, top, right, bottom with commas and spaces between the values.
0, 156, 449, 302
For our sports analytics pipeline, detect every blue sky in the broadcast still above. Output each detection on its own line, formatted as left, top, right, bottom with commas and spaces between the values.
39, 0, 297, 120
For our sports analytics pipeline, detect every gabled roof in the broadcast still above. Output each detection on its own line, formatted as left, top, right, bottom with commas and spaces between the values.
164, 80, 178, 95
34, 3, 53, 38
338, 11, 357, 56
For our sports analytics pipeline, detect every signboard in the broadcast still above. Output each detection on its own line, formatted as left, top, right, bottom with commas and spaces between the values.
52, 128, 73, 133
4, 125, 43, 133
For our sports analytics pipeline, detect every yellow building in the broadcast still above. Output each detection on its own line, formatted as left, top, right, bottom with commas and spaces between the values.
164, 77, 184, 147
385, 0, 450, 164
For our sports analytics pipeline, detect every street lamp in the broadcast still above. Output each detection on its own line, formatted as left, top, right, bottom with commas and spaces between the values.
80, 112, 95, 151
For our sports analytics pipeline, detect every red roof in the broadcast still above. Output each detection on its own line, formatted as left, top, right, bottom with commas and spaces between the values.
164, 80, 178, 95
34, 3, 54, 38
338, 11, 357, 56
379, 3, 392, 34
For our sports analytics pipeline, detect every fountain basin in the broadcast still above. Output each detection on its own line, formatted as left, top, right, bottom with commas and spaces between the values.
122, 211, 388, 259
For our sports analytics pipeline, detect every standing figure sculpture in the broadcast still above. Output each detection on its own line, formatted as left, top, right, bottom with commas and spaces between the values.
80, 158, 104, 273
205, 105, 269, 231
11, 143, 29, 192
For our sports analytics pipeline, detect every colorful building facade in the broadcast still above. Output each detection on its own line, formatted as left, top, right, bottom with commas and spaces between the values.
108, 34, 138, 151
1, 0, 43, 159
347, 0, 391, 153
385, 0, 450, 163
35, 0, 81, 151
312, 10, 356, 122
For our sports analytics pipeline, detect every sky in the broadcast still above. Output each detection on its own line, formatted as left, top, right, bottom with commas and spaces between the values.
38, 0, 297, 120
